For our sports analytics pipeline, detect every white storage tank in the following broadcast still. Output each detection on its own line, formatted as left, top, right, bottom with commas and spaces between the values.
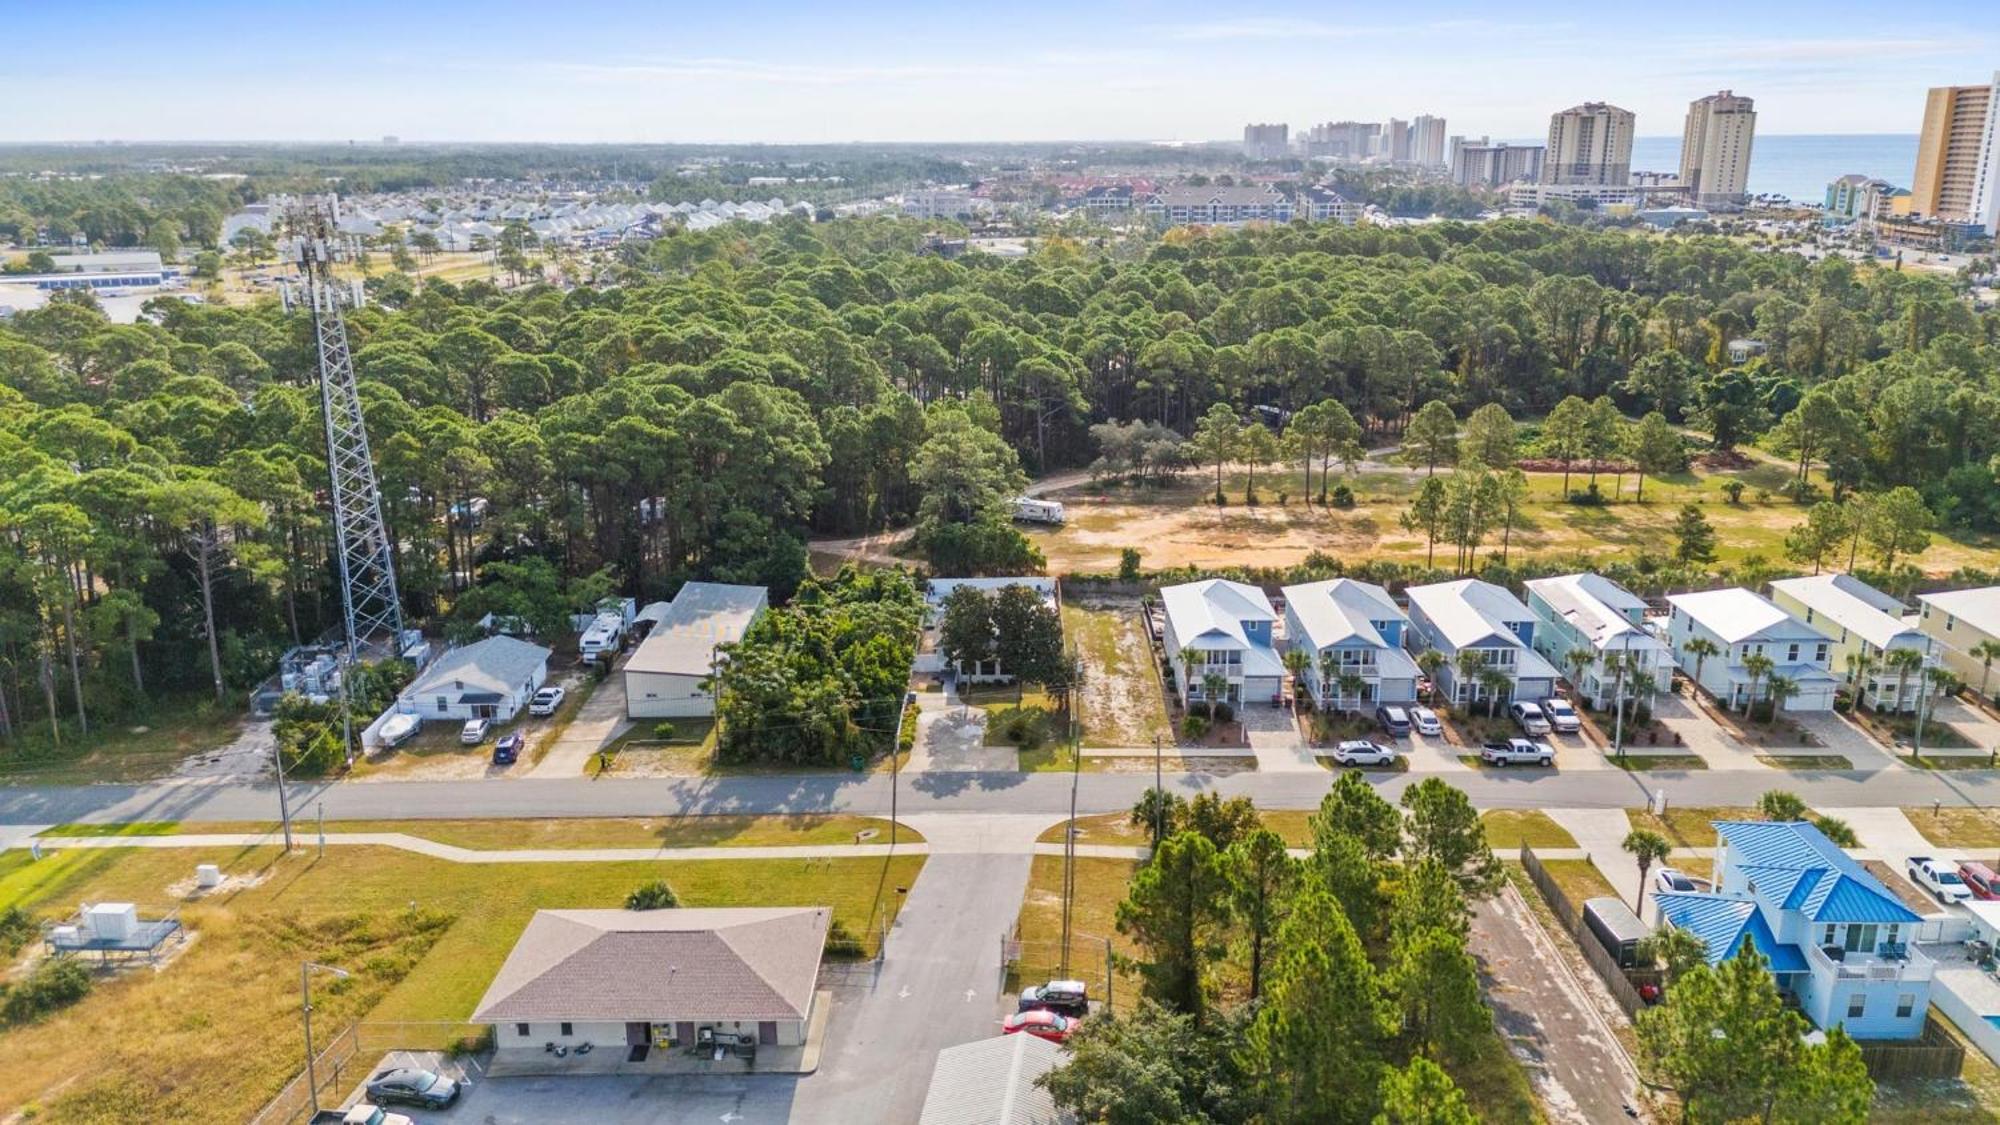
196, 864, 223, 889
86, 902, 138, 941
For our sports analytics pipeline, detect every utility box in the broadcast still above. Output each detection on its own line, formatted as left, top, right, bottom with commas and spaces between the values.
196, 864, 223, 889
86, 902, 138, 941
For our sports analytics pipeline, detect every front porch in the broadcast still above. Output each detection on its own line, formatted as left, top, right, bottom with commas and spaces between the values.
486, 990, 831, 1077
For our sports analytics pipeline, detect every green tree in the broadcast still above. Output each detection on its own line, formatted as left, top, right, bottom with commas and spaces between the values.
1114, 830, 1231, 1018
1224, 828, 1299, 1000
1246, 882, 1392, 1124
936, 585, 996, 677
1459, 402, 1516, 470
1542, 394, 1592, 496
625, 880, 679, 909
1400, 778, 1502, 896
1626, 410, 1684, 503
1784, 501, 1855, 575
1390, 924, 1488, 1061
1130, 788, 1187, 851
1671, 503, 1717, 566
1039, 1002, 1255, 1125
1757, 789, 1807, 821
1622, 828, 1672, 915
1402, 400, 1459, 475
1374, 1057, 1476, 1125
1183, 792, 1262, 852
1240, 421, 1280, 504
1189, 402, 1242, 504
1857, 486, 1934, 570
1314, 768, 1404, 861
1401, 475, 1450, 570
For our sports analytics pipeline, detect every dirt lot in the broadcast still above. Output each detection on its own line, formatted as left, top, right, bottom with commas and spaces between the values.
1063, 598, 1174, 748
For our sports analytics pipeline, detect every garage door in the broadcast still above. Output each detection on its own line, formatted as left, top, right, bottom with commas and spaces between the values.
1784, 685, 1835, 712
1242, 676, 1281, 704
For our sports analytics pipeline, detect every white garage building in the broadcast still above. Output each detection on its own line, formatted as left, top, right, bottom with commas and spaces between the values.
624, 582, 768, 719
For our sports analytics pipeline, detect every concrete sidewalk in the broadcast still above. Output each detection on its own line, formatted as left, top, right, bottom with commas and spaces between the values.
25, 831, 929, 865
1546, 808, 1644, 908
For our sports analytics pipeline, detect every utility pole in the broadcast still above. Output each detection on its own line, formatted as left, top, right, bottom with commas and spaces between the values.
1912, 664, 1934, 761
274, 735, 295, 852
1061, 704, 1080, 977
300, 961, 350, 1115
1152, 734, 1164, 845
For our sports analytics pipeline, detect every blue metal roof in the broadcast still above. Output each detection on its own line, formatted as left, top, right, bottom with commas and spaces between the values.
1715, 820, 1920, 924
1655, 893, 1808, 973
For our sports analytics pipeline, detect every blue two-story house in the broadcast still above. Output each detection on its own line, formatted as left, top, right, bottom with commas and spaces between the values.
1160, 579, 1286, 709
1654, 819, 1931, 1040
1404, 579, 1561, 708
1280, 578, 1420, 713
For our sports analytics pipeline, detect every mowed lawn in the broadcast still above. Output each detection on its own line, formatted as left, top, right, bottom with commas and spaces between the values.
1027, 458, 2000, 576
0, 842, 921, 1122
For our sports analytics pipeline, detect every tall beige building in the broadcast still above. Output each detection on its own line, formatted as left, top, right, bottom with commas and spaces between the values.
1386, 118, 1411, 162
1411, 115, 1448, 168
1910, 74, 2000, 231
1542, 102, 1635, 185
1680, 91, 1757, 206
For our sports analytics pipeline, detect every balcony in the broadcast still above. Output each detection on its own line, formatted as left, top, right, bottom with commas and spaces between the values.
1805, 940, 1934, 983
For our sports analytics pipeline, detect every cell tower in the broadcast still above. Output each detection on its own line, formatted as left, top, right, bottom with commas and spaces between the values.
288, 197, 405, 663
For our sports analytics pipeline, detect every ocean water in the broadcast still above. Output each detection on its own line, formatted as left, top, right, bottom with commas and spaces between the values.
1631, 134, 1918, 204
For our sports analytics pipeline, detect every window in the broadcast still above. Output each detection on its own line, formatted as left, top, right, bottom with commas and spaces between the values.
560, 1022, 573, 1037
1786, 643, 1801, 663
1847, 994, 1866, 1019
1816, 644, 1830, 664
1822, 924, 1837, 946
435, 695, 448, 713
1947, 614, 1956, 632
1897, 994, 1916, 1018
516, 1023, 530, 1037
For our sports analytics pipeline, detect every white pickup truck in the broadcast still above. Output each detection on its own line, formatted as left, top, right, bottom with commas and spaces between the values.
310, 1106, 414, 1125
1908, 856, 1974, 904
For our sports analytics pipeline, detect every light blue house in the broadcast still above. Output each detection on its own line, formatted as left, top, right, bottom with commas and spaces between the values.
1404, 579, 1560, 708
1523, 573, 1673, 709
1654, 820, 1931, 1040
1280, 578, 1420, 713
1160, 579, 1285, 709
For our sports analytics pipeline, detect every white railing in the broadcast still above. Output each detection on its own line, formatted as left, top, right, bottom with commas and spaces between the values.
1804, 940, 1935, 983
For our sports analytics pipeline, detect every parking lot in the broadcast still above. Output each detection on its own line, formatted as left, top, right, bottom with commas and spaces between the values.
389, 1071, 802, 1125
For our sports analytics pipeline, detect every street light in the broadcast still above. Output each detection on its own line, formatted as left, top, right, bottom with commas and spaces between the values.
302, 960, 350, 1115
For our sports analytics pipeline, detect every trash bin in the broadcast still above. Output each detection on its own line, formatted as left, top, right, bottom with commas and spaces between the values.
849, 753, 866, 771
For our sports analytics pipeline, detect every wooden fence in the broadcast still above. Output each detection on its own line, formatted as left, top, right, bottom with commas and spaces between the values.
1518, 844, 1653, 1019
1856, 1017, 1966, 1081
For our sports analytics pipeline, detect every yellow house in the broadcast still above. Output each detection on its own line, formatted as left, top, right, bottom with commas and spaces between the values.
1770, 575, 1938, 713
1917, 587, 2000, 698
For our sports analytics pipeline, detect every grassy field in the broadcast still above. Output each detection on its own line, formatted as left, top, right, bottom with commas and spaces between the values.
1481, 810, 1579, 851
1538, 858, 1619, 903
1009, 852, 1539, 1121
1626, 806, 1775, 849
39, 814, 920, 850
1062, 600, 1174, 748
1875, 1013, 2000, 1124
1907, 808, 2000, 850
0, 697, 244, 784
1027, 456, 2000, 576
0, 843, 921, 1121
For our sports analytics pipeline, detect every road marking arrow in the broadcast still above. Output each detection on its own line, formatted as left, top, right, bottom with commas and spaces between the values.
964, 988, 978, 1002
720, 1112, 743, 1123
899, 985, 912, 999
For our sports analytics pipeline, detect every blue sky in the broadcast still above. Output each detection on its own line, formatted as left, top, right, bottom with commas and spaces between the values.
4, 1, 1995, 142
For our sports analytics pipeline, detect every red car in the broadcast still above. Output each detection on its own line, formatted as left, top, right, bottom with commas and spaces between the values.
1002, 1008, 1078, 1043
1962, 861, 2000, 900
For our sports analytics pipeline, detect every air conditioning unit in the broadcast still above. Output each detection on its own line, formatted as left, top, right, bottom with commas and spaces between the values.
196, 864, 223, 889
86, 902, 138, 941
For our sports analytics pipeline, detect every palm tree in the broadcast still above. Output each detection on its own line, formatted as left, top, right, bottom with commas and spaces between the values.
1479, 668, 1513, 717
1338, 672, 1368, 717
1454, 649, 1486, 711
1602, 652, 1630, 756
1844, 650, 1877, 697
1564, 646, 1596, 699
1883, 647, 1925, 715
1416, 648, 1447, 706
1682, 636, 1720, 707
1623, 829, 1672, 915
1317, 650, 1339, 712
1741, 651, 1775, 717
1201, 671, 1230, 720
1972, 639, 2000, 701
1282, 648, 1310, 708
1765, 673, 1800, 717
1178, 651, 1197, 710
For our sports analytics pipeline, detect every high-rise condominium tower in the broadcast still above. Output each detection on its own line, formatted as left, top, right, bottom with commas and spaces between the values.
1386, 118, 1411, 163
1680, 91, 1756, 206
1542, 102, 1635, 186
1411, 115, 1448, 168
1911, 73, 2000, 232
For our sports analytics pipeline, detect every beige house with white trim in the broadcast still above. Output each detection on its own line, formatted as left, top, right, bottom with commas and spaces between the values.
1918, 586, 2000, 695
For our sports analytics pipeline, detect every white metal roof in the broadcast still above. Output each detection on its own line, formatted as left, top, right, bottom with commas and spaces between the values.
1918, 586, 2000, 640
1160, 579, 1285, 676
1769, 574, 1921, 650
1667, 588, 1835, 646
1406, 579, 1532, 650
927, 577, 1058, 609
918, 1034, 1070, 1125
1525, 573, 1669, 654
625, 583, 768, 677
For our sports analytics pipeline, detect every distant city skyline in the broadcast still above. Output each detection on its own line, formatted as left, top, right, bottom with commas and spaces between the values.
3, 0, 1994, 144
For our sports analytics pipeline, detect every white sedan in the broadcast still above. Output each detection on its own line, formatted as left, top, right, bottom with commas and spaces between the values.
1410, 706, 1443, 736
1331, 740, 1398, 767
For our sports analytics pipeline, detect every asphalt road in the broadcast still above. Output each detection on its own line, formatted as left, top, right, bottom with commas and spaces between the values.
6, 764, 2000, 830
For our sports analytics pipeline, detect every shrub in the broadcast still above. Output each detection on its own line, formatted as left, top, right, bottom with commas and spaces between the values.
0, 908, 37, 958
1210, 701, 1235, 724
1181, 714, 1209, 740
1330, 484, 1356, 509
898, 703, 919, 754
1277, 491, 1288, 506
1117, 548, 1142, 583
824, 919, 867, 959
0, 958, 91, 1026
1722, 480, 1746, 503
625, 880, 679, 910
1813, 815, 1859, 848
652, 721, 677, 741
1568, 483, 1605, 506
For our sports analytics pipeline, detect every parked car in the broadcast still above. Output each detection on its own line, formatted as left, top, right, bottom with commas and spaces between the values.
1003, 1008, 1079, 1043
1908, 856, 1975, 904
1375, 705, 1412, 737
459, 718, 491, 745
528, 685, 566, 717
366, 1067, 460, 1110
310, 1106, 414, 1125
1540, 697, 1583, 734
492, 731, 524, 765
1479, 738, 1555, 767
1410, 706, 1443, 737
1962, 861, 2000, 900
1509, 701, 1552, 736
1017, 979, 1089, 1017
1654, 867, 1699, 894
1331, 740, 1398, 767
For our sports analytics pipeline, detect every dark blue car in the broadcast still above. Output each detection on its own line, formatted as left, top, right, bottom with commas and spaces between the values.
491, 731, 523, 765
365, 1067, 459, 1110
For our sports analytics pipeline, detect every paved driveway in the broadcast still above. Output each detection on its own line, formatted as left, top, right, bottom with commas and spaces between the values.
1242, 704, 1316, 772
528, 670, 633, 778
909, 690, 1017, 772
398, 1072, 802, 1124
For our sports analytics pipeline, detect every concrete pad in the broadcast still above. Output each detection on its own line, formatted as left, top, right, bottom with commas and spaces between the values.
1935, 699, 2000, 755
1241, 704, 1319, 773
1401, 731, 1469, 772
1546, 807, 1644, 911
909, 691, 1016, 772
1823, 806, 1952, 868
528, 670, 636, 778
1650, 694, 1771, 771
1789, 712, 1902, 769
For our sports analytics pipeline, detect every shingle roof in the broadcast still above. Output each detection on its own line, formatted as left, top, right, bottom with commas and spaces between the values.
1654, 892, 1808, 972
1716, 821, 1920, 924
1769, 574, 1920, 650
472, 907, 829, 1023
626, 582, 768, 677
1667, 588, 1834, 646
918, 1034, 1070, 1125
404, 636, 550, 700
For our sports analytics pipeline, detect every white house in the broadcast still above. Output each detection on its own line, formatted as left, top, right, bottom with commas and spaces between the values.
1280, 578, 1419, 712
1523, 573, 1674, 709
624, 582, 769, 719
1160, 579, 1285, 708
396, 636, 550, 723
1665, 588, 1838, 711
1653, 820, 1930, 1041
924, 577, 1060, 684
1770, 574, 1938, 712
473, 907, 830, 1062
1403, 579, 1561, 708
